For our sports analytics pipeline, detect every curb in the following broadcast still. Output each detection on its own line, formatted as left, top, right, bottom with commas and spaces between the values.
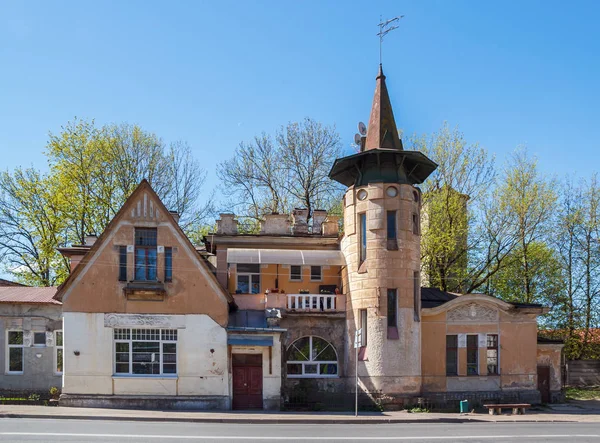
0, 413, 577, 424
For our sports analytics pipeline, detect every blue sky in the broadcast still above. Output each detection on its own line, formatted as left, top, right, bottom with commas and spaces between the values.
1, 0, 599, 200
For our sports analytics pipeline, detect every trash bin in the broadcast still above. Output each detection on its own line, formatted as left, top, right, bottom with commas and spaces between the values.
459, 399, 469, 414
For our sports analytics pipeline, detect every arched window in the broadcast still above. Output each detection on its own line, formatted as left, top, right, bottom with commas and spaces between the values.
287, 336, 338, 378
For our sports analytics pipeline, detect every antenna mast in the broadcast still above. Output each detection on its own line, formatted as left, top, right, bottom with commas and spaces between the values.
377, 15, 404, 65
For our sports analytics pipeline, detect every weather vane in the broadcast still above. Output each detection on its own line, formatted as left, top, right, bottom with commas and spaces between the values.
377, 15, 404, 65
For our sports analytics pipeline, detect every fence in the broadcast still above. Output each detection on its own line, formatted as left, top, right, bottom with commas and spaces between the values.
567, 360, 600, 386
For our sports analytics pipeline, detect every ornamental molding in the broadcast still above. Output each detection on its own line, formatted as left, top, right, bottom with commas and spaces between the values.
45, 331, 54, 347
23, 330, 32, 347
447, 303, 498, 323
104, 314, 186, 329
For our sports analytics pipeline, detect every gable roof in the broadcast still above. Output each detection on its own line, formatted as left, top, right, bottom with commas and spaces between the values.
0, 286, 60, 305
54, 179, 233, 305
421, 287, 546, 312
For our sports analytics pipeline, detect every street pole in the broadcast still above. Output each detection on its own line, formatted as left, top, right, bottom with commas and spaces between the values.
354, 328, 361, 417
355, 343, 358, 417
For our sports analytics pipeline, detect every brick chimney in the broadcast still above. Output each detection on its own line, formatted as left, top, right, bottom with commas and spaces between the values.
311, 210, 328, 234
322, 216, 340, 236
216, 214, 238, 235
260, 213, 291, 235
291, 209, 309, 235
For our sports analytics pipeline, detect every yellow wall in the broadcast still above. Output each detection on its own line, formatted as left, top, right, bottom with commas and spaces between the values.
228, 263, 342, 295
421, 302, 540, 393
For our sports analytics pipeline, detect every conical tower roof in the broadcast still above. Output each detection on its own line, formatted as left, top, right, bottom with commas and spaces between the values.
364, 64, 403, 151
329, 65, 437, 187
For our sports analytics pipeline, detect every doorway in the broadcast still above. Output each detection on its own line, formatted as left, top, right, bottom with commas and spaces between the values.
537, 365, 551, 403
232, 353, 263, 410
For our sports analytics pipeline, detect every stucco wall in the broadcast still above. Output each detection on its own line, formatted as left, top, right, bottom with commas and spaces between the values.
60, 189, 229, 327
537, 344, 563, 392
0, 304, 63, 393
421, 301, 539, 393
229, 333, 283, 410
63, 312, 229, 397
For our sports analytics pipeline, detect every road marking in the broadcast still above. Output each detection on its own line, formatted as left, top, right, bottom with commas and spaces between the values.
1, 433, 600, 440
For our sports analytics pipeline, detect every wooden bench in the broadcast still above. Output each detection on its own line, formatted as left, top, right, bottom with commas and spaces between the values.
483, 403, 531, 415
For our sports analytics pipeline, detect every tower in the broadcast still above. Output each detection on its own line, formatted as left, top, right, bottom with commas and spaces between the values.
329, 65, 437, 403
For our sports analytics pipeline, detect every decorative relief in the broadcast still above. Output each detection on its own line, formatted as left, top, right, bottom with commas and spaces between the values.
45, 331, 54, 347
104, 314, 185, 329
23, 330, 32, 347
447, 303, 498, 323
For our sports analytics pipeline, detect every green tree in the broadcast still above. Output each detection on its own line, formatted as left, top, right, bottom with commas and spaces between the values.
410, 123, 496, 292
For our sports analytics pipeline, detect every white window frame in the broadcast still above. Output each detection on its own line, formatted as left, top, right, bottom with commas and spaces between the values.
290, 265, 302, 282
310, 265, 322, 282
54, 330, 63, 375
113, 328, 178, 377
6, 330, 24, 375
287, 336, 338, 378
32, 331, 46, 347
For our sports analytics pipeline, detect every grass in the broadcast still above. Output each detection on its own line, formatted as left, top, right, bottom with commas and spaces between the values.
565, 386, 600, 401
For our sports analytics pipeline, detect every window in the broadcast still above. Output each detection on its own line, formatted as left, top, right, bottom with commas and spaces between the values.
113, 328, 177, 375
55, 331, 63, 374
164, 247, 173, 282
134, 228, 157, 281
487, 334, 499, 375
287, 336, 338, 378
412, 213, 420, 235
413, 271, 420, 322
359, 309, 368, 347
387, 210, 398, 250
236, 263, 261, 294
467, 335, 478, 375
119, 246, 127, 281
387, 211, 397, 240
290, 265, 302, 281
446, 335, 458, 376
359, 213, 367, 264
6, 330, 23, 374
387, 289, 397, 328
387, 289, 399, 339
310, 266, 322, 281
33, 332, 46, 347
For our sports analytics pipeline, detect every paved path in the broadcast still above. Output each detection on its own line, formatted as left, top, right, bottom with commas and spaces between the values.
1, 403, 600, 424
2, 418, 600, 442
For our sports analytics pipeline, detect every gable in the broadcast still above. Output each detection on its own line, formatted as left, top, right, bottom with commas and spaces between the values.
58, 181, 231, 327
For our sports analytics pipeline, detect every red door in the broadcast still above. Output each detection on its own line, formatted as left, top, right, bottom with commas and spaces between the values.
232, 354, 263, 410
538, 366, 551, 403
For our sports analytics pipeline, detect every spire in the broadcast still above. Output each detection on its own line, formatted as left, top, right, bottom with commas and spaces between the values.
364, 64, 403, 151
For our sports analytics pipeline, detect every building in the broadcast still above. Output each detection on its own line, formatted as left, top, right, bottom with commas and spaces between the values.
52, 64, 563, 410
55, 181, 236, 409
0, 284, 63, 394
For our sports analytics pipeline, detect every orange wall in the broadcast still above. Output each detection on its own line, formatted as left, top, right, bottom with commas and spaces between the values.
421, 305, 540, 392
61, 190, 229, 327
227, 263, 342, 295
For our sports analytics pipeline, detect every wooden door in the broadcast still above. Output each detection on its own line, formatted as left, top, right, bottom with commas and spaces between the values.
537, 366, 551, 403
232, 354, 263, 410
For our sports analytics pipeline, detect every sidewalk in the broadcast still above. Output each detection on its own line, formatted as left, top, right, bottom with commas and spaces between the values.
1, 404, 599, 424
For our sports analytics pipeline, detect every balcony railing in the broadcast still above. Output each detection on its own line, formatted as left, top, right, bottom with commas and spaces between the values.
287, 293, 337, 311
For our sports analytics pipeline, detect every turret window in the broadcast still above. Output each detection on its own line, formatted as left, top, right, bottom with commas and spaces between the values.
387, 211, 398, 250
359, 213, 367, 264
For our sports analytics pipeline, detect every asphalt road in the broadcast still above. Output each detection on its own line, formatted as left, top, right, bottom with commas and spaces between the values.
1, 418, 600, 442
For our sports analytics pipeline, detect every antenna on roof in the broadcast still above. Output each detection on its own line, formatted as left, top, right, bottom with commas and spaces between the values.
377, 15, 404, 65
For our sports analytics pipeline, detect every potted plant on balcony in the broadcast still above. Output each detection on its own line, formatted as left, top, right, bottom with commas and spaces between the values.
299, 289, 309, 294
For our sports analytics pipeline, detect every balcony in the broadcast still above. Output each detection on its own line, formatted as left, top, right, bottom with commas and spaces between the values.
286, 293, 338, 311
